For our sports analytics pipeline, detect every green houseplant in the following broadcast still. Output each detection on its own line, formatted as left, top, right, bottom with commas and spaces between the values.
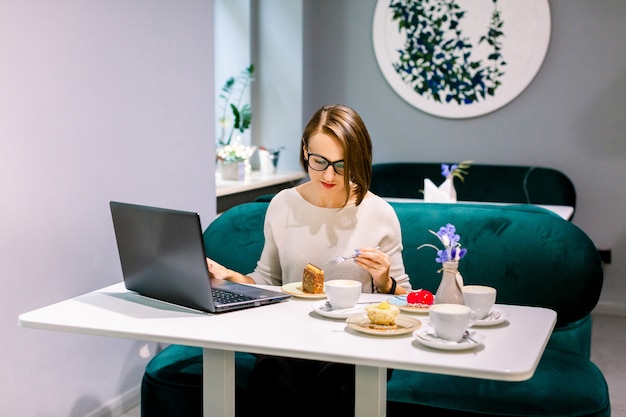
217, 64, 254, 147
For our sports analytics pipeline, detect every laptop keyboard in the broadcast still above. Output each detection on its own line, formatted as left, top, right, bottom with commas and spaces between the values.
211, 288, 254, 304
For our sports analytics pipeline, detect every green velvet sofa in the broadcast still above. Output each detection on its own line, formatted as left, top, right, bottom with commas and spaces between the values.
140, 200, 609, 417
370, 162, 577, 218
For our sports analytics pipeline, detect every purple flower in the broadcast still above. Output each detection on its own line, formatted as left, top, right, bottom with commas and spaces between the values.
418, 223, 467, 264
436, 224, 460, 247
441, 164, 458, 178
440, 160, 473, 181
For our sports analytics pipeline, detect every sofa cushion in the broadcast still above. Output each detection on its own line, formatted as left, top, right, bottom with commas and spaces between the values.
203, 202, 267, 273
389, 202, 603, 326
387, 348, 610, 417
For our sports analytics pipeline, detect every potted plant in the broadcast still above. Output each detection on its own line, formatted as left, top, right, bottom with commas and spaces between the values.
217, 64, 254, 147
216, 138, 257, 180
216, 64, 256, 180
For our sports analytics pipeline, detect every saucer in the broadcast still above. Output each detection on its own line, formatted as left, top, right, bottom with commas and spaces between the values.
312, 300, 366, 319
472, 309, 509, 327
387, 295, 431, 313
346, 313, 421, 336
413, 326, 485, 350
281, 282, 326, 299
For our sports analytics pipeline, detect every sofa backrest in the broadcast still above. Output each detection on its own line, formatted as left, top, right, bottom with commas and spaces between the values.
203, 201, 602, 326
203, 202, 268, 276
389, 202, 601, 325
370, 163, 577, 215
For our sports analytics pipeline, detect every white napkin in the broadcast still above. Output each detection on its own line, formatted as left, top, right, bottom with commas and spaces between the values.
423, 177, 457, 202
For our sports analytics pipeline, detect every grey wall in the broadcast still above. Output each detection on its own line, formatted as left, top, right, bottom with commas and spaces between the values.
1, 1, 215, 416
1, 1, 624, 415
252, 0, 304, 168
300, 0, 626, 313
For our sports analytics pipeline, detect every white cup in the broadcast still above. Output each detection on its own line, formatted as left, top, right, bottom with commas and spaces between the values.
324, 279, 361, 310
462, 285, 497, 320
429, 303, 476, 342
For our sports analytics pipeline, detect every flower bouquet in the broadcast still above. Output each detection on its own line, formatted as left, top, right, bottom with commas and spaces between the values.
216, 136, 256, 164
418, 223, 467, 264
217, 136, 256, 180
418, 223, 467, 304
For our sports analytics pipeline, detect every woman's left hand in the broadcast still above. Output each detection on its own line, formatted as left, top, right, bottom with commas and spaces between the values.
353, 247, 393, 293
206, 257, 231, 280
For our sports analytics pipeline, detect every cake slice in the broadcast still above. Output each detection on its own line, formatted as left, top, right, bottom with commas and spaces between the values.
302, 263, 324, 294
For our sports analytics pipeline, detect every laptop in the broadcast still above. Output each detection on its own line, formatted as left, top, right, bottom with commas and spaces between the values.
109, 201, 291, 313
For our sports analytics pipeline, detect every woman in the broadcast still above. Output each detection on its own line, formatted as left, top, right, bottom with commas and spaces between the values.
208, 104, 411, 417
208, 103, 411, 295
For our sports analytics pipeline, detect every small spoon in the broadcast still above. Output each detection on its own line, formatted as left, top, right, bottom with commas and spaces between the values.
324, 301, 375, 311
464, 330, 479, 344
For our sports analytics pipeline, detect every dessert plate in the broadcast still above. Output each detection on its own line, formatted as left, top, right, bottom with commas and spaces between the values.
413, 326, 485, 350
472, 309, 509, 327
281, 282, 326, 299
311, 300, 367, 319
387, 295, 431, 313
346, 313, 421, 336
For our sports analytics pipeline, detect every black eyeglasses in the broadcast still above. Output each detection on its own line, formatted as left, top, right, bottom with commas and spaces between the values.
306, 152, 345, 176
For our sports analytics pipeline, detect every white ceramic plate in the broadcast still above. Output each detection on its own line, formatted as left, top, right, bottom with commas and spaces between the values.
387, 295, 432, 313
281, 282, 326, 299
472, 309, 509, 327
346, 313, 422, 336
311, 300, 368, 319
413, 326, 485, 351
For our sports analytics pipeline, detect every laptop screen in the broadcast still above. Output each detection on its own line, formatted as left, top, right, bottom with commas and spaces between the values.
110, 201, 290, 313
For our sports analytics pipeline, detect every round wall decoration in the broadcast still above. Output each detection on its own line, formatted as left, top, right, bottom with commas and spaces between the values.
372, 0, 551, 119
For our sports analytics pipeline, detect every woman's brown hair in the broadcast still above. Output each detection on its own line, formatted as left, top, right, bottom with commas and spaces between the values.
299, 104, 372, 206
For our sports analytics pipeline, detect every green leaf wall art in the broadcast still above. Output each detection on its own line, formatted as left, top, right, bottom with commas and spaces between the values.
373, 0, 551, 119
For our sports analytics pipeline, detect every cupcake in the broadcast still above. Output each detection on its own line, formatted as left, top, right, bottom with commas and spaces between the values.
366, 301, 400, 326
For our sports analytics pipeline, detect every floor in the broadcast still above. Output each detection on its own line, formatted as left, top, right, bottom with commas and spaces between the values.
119, 313, 626, 417
119, 405, 140, 417
589, 313, 626, 417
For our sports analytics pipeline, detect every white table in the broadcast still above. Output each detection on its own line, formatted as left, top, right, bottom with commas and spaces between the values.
19, 283, 556, 417
383, 197, 574, 220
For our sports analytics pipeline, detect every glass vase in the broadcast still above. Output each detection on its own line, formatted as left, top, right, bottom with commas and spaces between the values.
434, 261, 465, 305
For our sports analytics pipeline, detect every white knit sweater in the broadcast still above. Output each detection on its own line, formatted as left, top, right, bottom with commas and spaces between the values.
247, 187, 412, 293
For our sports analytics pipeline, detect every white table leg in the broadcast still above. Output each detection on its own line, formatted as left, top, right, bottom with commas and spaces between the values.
203, 348, 236, 417
355, 365, 387, 417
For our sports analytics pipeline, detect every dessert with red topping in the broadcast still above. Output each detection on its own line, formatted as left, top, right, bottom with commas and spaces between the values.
406, 289, 434, 308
